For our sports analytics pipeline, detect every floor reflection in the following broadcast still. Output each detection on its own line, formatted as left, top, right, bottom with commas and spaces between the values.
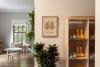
0, 52, 34, 67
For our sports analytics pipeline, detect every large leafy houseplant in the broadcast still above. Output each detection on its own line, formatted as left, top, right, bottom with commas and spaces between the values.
26, 11, 35, 43
33, 42, 59, 67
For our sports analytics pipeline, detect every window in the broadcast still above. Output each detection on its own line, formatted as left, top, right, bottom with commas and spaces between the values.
11, 20, 28, 43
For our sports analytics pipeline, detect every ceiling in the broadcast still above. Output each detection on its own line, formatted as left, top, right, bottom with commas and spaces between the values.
0, 0, 34, 12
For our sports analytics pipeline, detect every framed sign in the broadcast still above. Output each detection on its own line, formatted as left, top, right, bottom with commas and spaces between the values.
42, 16, 58, 37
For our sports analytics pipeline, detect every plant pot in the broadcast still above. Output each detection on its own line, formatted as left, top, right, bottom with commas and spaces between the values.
48, 64, 56, 67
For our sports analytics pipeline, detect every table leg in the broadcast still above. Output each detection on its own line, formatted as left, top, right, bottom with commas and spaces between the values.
26, 46, 28, 54
7, 51, 9, 61
18, 50, 20, 60
26, 47, 27, 54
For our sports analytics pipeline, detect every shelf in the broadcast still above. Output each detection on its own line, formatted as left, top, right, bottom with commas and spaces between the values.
69, 59, 87, 67
68, 16, 95, 20
66, 16, 95, 67
69, 38, 88, 41
69, 58, 88, 60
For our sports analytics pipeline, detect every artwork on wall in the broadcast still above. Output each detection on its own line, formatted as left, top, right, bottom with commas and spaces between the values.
42, 16, 58, 37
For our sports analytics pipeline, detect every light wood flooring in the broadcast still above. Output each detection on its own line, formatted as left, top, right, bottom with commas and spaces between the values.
0, 52, 34, 67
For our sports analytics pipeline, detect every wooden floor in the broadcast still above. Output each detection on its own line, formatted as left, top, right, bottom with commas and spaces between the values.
0, 52, 34, 67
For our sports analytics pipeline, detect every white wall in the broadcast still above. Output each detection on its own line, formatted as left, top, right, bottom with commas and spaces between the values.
0, 12, 30, 47
34, 0, 95, 67
96, 0, 100, 67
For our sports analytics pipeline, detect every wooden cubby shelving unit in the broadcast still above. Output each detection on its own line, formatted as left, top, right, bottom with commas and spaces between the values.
64, 16, 95, 67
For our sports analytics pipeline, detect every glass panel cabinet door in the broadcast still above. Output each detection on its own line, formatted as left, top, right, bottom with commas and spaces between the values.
67, 16, 95, 67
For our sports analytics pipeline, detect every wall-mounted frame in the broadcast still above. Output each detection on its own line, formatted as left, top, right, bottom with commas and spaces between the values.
42, 16, 58, 38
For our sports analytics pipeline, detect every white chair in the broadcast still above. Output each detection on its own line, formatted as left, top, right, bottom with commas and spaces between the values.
22, 43, 30, 54
7, 43, 19, 61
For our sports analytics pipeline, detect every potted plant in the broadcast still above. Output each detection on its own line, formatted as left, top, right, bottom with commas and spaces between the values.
33, 42, 59, 67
